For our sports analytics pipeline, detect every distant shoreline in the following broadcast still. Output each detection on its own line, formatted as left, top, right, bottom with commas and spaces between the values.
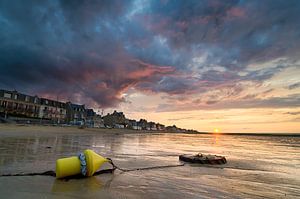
208, 132, 300, 137
0, 123, 299, 137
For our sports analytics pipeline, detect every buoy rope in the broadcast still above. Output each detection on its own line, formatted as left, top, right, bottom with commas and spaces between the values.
0, 159, 185, 178
0, 170, 56, 177
107, 158, 185, 172
0, 168, 116, 178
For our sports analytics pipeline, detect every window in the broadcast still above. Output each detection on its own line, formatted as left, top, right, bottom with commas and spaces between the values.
25, 96, 29, 102
45, 100, 48, 105
13, 103, 17, 108
4, 93, 11, 98
7, 102, 13, 107
14, 95, 18, 100
1, 101, 7, 107
34, 98, 38, 104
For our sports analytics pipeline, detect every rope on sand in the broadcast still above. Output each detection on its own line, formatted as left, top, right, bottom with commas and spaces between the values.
0, 160, 185, 178
107, 158, 185, 172
0, 170, 56, 177
0, 169, 116, 178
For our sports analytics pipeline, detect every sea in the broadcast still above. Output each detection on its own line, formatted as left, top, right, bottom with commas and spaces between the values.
0, 132, 299, 198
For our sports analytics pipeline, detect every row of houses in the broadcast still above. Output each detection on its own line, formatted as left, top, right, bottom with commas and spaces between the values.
102, 111, 166, 131
101, 110, 197, 133
0, 89, 89, 124
0, 89, 198, 133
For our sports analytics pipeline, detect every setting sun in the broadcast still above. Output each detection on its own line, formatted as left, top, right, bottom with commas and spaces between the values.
214, 128, 220, 133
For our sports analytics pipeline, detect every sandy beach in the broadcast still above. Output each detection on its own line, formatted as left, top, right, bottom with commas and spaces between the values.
0, 124, 157, 137
0, 124, 299, 198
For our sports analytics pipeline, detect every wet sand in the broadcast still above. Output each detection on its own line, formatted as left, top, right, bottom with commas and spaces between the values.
0, 124, 299, 198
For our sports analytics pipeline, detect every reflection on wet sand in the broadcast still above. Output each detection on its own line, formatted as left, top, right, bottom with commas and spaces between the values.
0, 130, 299, 198
51, 174, 116, 195
213, 133, 220, 145
51, 177, 104, 193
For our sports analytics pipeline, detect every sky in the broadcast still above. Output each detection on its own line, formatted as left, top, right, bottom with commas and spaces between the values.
0, 0, 299, 133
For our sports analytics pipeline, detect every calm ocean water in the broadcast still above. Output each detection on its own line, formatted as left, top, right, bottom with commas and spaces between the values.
0, 132, 299, 198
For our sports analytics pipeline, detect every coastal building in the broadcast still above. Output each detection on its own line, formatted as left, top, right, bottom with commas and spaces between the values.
138, 119, 148, 130
166, 125, 179, 132
39, 98, 66, 123
0, 89, 40, 119
86, 109, 96, 127
0, 89, 88, 125
93, 115, 105, 128
127, 119, 142, 130
103, 110, 127, 128
66, 102, 86, 125
156, 123, 165, 131
148, 122, 157, 131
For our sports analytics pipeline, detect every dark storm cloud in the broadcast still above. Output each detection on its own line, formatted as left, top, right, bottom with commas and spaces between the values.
287, 82, 300, 90
128, 0, 300, 100
0, 0, 173, 107
0, 0, 299, 109
145, 0, 300, 63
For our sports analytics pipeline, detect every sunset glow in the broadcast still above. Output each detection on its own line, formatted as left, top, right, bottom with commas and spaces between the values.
0, 0, 299, 133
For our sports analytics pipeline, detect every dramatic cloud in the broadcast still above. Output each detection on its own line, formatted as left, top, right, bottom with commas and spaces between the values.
156, 93, 300, 112
285, 111, 300, 116
0, 0, 299, 110
288, 82, 300, 90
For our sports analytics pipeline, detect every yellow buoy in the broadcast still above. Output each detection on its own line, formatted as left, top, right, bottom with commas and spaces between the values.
56, 156, 81, 179
55, 149, 109, 179
84, 149, 109, 177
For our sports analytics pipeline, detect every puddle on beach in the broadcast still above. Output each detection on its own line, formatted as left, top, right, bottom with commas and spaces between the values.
0, 132, 299, 198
